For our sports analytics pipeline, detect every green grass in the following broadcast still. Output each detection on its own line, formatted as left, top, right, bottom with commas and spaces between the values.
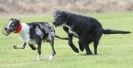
0, 12, 133, 68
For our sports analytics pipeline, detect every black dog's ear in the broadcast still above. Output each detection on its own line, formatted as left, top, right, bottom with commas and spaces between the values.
62, 11, 66, 14
55, 10, 65, 14
62, 11, 68, 18
57, 10, 63, 12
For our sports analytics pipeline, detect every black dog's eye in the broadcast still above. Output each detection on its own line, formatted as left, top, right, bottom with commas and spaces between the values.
57, 14, 62, 17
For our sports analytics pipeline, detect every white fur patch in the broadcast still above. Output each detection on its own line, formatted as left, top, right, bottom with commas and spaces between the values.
6, 21, 12, 29
18, 23, 36, 44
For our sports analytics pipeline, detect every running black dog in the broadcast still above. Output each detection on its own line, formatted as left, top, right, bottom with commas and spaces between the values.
3, 18, 57, 61
53, 10, 131, 55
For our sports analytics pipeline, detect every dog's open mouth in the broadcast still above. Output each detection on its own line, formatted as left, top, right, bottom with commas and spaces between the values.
2, 29, 11, 36
2, 26, 11, 36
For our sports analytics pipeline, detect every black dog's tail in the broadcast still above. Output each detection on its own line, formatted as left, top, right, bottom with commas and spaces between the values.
103, 29, 131, 34
55, 35, 68, 40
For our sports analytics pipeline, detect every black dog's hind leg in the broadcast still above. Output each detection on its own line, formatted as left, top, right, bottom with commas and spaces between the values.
93, 29, 102, 55
29, 44, 37, 50
68, 34, 79, 53
13, 43, 26, 49
78, 41, 84, 51
80, 42, 92, 55
79, 34, 92, 55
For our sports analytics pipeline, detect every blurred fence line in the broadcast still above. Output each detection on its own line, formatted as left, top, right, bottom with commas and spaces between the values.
0, 0, 133, 14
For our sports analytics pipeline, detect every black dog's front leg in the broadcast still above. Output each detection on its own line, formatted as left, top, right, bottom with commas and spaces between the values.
13, 43, 26, 49
63, 26, 79, 53
68, 34, 79, 53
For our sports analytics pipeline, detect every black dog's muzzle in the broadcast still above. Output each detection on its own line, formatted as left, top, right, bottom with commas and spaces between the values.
52, 22, 58, 27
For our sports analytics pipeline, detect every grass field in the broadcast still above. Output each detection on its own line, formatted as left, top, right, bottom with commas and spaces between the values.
0, 12, 133, 68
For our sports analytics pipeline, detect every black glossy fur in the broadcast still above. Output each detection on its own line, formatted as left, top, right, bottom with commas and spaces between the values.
53, 10, 131, 55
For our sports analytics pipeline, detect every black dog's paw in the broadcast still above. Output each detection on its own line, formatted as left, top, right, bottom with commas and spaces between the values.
31, 47, 37, 50
86, 52, 93, 55
13, 45, 17, 49
73, 48, 79, 53
79, 46, 84, 51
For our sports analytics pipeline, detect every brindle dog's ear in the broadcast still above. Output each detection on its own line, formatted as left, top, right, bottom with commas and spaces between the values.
14, 18, 19, 21
10, 18, 18, 21
14, 18, 20, 22
10, 18, 14, 20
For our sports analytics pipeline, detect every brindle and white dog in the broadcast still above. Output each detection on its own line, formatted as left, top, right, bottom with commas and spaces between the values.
3, 18, 56, 61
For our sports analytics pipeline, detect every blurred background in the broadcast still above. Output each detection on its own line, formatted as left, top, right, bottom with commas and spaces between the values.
0, 0, 133, 68
0, 0, 133, 15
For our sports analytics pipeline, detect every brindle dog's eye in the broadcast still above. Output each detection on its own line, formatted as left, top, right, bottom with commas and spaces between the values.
11, 24, 14, 26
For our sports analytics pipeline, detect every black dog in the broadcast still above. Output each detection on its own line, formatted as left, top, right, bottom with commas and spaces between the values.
53, 10, 131, 55
3, 18, 57, 61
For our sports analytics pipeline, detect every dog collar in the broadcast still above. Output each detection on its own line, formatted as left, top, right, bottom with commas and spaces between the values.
14, 20, 22, 33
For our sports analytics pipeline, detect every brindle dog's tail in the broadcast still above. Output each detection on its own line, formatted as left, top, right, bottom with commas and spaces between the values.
103, 29, 131, 34
55, 35, 68, 40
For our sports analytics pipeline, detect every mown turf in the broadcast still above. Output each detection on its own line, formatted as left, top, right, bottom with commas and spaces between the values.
0, 12, 133, 68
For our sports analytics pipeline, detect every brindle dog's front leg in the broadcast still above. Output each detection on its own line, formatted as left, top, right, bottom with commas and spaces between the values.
13, 43, 26, 49
48, 34, 56, 61
35, 36, 42, 61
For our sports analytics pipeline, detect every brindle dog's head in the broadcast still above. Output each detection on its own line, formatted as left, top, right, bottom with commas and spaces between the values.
3, 18, 20, 36
53, 10, 68, 27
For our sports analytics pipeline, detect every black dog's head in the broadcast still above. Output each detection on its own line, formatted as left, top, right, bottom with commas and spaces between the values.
3, 18, 20, 36
53, 10, 68, 27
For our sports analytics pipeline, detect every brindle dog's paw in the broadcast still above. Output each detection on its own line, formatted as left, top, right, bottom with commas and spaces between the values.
13, 45, 17, 49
